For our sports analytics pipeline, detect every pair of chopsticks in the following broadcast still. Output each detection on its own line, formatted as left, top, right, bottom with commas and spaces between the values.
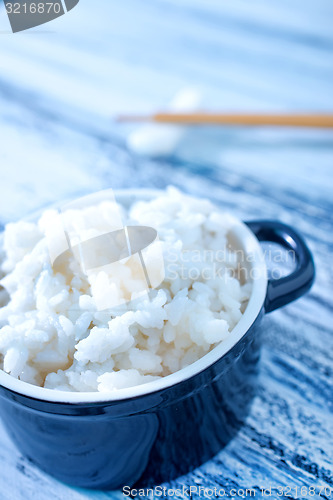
117, 113, 333, 128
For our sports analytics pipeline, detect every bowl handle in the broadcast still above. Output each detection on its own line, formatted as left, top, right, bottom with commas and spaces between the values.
245, 221, 315, 313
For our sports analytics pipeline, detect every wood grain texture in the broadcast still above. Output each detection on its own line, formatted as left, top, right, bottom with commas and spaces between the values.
0, 0, 332, 498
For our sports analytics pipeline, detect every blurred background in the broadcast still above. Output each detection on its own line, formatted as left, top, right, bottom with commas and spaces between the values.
0, 0, 333, 221
0, 0, 332, 498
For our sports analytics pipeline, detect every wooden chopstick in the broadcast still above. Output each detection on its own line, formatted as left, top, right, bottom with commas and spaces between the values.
116, 112, 333, 128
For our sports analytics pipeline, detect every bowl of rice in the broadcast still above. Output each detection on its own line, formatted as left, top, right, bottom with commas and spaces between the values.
0, 187, 315, 488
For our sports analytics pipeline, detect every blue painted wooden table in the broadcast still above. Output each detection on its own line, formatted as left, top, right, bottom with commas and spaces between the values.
0, 0, 332, 498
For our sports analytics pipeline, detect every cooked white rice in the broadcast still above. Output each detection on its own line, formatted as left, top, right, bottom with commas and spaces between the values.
0, 188, 252, 392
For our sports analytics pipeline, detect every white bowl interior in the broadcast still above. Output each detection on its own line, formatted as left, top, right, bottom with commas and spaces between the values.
0, 189, 267, 403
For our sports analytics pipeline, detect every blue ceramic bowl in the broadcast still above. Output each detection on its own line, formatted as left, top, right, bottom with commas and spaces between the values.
0, 190, 315, 489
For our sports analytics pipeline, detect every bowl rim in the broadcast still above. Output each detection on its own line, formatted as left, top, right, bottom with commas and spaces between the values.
0, 188, 267, 404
